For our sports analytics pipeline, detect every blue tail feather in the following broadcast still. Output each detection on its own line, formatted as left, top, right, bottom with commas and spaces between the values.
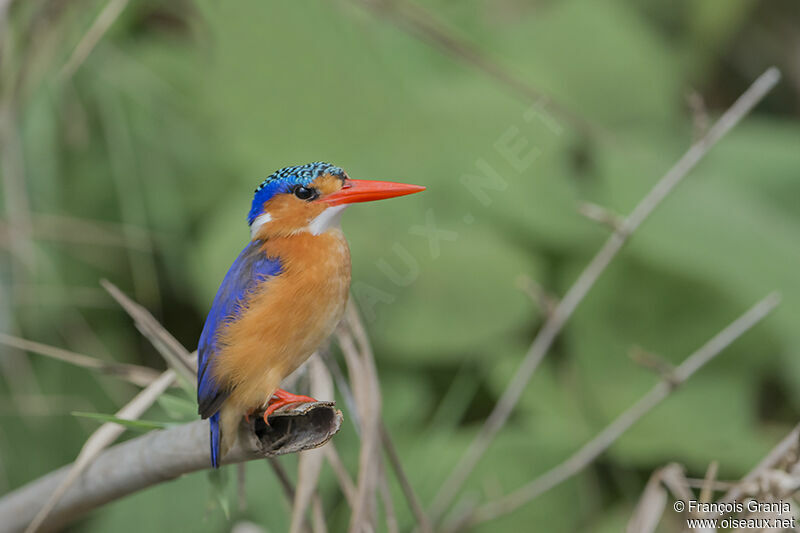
210, 412, 221, 468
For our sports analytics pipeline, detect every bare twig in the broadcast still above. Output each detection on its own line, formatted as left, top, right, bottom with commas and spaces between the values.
321, 348, 361, 430
266, 455, 324, 533
60, 0, 129, 79
629, 346, 678, 386
0, 428, 8, 493
659, 463, 695, 508
338, 307, 382, 533
0, 394, 95, 417
515, 275, 558, 320
326, 340, 431, 530
577, 202, 625, 232
232, 521, 267, 533
0, 105, 35, 271
344, 0, 594, 136
699, 461, 719, 503
687, 90, 710, 141
0, 332, 161, 387
378, 460, 399, 533
626, 468, 668, 533
0, 103, 42, 419
380, 425, 432, 533
0, 0, 12, 22
684, 477, 736, 491
101, 279, 196, 382
0, 213, 154, 251
237, 463, 247, 512
429, 66, 782, 522
336, 304, 433, 533
290, 355, 333, 533
323, 444, 357, 506
451, 293, 780, 528
267, 457, 297, 503
9, 285, 118, 308
97, 95, 162, 313
0, 401, 343, 533
56, 305, 137, 406
311, 497, 328, 533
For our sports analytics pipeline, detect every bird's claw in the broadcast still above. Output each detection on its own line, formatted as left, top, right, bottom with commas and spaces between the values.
262, 389, 317, 425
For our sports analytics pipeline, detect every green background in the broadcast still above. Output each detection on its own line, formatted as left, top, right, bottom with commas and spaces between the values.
1, 0, 798, 531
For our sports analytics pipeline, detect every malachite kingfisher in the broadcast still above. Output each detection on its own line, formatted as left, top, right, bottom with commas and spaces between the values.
197, 162, 425, 467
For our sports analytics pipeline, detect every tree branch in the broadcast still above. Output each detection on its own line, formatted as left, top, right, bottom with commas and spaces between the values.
59, 0, 130, 80
0, 402, 343, 533
0, 332, 161, 388
344, 0, 596, 136
445, 293, 780, 530
429, 66, 782, 522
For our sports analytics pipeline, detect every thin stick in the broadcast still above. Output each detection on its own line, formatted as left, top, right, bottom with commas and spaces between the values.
0, 104, 42, 420
341, 306, 433, 533
323, 349, 428, 526
456, 293, 779, 528
96, 96, 162, 317
699, 461, 718, 503
60, 0, 130, 79
237, 463, 247, 512
290, 356, 333, 533
346, 0, 593, 135
625, 468, 668, 533
338, 315, 382, 532
0, 333, 161, 387
380, 425, 432, 533
323, 444, 357, 506
429, 66, 782, 521
101, 280, 196, 382
0, 213, 154, 251
321, 348, 361, 431
659, 463, 694, 508
0, 103, 35, 271
268, 457, 297, 502
265, 458, 318, 533
311, 496, 328, 533
378, 459, 399, 533
684, 478, 736, 491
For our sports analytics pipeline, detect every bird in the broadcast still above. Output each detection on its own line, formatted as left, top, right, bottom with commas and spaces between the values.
197, 161, 424, 467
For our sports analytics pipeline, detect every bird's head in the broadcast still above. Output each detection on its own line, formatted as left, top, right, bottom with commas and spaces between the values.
248, 162, 425, 239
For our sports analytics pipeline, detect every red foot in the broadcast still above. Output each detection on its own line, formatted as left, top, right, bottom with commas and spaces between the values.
263, 389, 317, 424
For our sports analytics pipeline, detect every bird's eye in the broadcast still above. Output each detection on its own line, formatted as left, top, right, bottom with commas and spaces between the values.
293, 186, 317, 201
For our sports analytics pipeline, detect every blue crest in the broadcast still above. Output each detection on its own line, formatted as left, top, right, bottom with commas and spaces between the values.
248, 162, 346, 225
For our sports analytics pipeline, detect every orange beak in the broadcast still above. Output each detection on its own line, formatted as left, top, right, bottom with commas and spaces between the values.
320, 179, 425, 206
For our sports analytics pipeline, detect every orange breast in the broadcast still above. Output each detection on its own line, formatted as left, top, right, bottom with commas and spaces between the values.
212, 230, 351, 411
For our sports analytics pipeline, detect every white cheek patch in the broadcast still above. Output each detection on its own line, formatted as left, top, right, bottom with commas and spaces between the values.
308, 205, 348, 235
250, 212, 273, 238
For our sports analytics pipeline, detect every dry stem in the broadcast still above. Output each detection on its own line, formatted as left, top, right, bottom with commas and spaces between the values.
454, 293, 779, 528
429, 66, 782, 522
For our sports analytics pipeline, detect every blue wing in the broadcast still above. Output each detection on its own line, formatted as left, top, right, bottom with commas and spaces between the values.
197, 241, 281, 419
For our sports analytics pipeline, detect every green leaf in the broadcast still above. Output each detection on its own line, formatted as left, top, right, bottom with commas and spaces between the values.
71, 412, 173, 432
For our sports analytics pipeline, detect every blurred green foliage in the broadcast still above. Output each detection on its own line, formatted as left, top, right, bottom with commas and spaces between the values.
1, 0, 799, 531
